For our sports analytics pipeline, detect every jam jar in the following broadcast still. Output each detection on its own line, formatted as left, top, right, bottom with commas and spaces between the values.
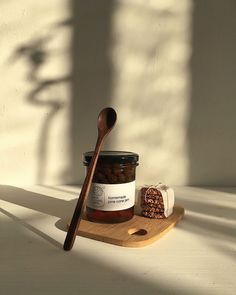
83, 151, 139, 223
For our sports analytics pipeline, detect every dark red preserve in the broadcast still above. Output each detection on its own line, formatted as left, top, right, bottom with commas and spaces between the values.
83, 151, 139, 223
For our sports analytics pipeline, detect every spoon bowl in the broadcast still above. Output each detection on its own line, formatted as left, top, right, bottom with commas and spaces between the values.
97, 107, 117, 134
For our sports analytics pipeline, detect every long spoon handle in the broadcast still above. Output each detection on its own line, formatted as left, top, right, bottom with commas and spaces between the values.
63, 135, 104, 251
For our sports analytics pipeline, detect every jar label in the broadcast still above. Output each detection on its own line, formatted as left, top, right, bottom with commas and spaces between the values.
87, 181, 136, 211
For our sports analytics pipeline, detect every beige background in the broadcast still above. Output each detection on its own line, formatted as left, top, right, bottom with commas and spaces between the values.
0, 0, 235, 186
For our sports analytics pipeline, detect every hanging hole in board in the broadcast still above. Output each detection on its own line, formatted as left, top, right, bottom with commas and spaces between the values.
128, 228, 148, 236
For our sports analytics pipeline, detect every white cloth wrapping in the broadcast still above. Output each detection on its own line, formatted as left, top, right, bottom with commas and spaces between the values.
142, 183, 175, 217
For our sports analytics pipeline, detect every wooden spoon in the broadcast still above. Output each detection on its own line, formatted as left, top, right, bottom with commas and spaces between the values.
63, 107, 117, 251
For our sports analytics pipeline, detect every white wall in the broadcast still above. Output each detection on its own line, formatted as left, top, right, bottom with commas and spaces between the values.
73, 0, 192, 186
1, 0, 235, 186
109, 0, 192, 186
0, 0, 72, 184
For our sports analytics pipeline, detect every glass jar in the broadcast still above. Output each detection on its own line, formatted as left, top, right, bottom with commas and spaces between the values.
83, 151, 139, 223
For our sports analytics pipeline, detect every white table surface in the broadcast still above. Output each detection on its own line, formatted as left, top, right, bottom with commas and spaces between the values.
0, 185, 235, 295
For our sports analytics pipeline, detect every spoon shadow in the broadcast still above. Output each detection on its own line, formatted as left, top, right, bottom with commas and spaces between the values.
0, 207, 62, 249
0, 185, 77, 218
0, 185, 79, 247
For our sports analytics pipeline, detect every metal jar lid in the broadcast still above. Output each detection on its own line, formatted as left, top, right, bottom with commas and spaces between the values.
83, 151, 139, 166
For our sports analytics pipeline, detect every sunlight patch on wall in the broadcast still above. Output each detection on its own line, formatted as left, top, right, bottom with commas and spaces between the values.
108, 0, 193, 185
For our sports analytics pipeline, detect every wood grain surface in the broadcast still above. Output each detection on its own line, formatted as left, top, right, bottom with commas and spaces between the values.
68, 205, 184, 247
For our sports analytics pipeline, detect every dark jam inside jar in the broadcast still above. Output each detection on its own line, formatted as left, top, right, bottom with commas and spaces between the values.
83, 151, 139, 223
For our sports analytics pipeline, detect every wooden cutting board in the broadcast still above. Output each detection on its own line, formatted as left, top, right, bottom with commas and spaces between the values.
69, 205, 184, 247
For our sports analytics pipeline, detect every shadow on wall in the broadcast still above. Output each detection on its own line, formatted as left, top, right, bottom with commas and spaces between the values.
9, 1, 236, 186
10, 25, 70, 184
10, 0, 115, 184
188, 0, 236, 185
69, 0, 115, 184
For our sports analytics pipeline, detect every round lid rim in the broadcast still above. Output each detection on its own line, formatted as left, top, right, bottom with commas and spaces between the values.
83, 150, 139, 163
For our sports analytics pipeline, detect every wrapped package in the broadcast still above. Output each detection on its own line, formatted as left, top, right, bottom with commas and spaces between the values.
140, 184, 175, 218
